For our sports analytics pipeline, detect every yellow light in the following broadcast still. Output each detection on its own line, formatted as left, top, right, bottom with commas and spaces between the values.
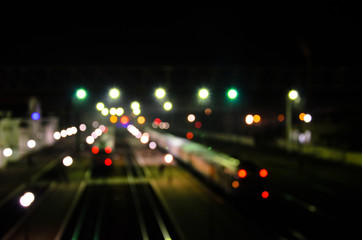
163, 102, 172, 111
109, 88, 120, 99
131, 101, 140, 110
96, 102, 105, 111
137, 116, 146, 124
288, 90, 299, 100
155, 88, 166, 99
253, 114, 261, 123
110, 108, 117, 115
133, 108, 141, 116
198, 88, 209, 99
101, 108, 109, 116
116, 108, 124, 116
299, 113, 306, 121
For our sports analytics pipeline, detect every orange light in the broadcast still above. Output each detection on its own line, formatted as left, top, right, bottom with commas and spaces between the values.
277, 114, 285, 122
238, 169, 247, 178
204, 108, 212, 116
299, 113, 306, 121
259, 169, 268, 178
104, 158, 112, 166
232, 181, 239, 188
137, 116, 146, 124
91, 146, 99, 154
120, 116, 129, 124
253, 114, 261, 123
261, 191, 269, 199
105, 146, 112, 154
110, 115, 118, 123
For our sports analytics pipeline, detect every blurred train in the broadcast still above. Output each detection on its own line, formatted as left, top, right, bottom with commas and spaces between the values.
147, 128, 270, 199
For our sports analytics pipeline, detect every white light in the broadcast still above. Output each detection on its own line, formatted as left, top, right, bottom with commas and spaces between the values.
155, 88, 166, 99
163, 102, 172, 111
3, 148, 13, 157
60, 130, 67, 138
53, 131, 61, 140
63, 156, 73, 167
110, 107, 117, 115
288, 90, 299, 100
149, 141, 157, 150
66, 128, 73, 136
140, 134, 149, 144
95, 128, 102, 136
187, 114, 196, 122
19, 192, 35, 207
96, 102, 105, 111
116, 108, 124, 116
245, 114, 254, 125
304, 114, 312, 123
86, 136, 95, 144
27, 140, 36, 149
101, 108, 109, 116
164, 154, 173, 164
79, 124, 87, 132
109, 88, 120, 99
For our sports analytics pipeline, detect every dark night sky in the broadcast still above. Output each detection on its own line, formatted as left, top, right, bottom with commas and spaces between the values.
1, 3, 361, 66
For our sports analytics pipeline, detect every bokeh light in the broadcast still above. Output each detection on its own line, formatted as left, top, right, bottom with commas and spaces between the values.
27, 140, 36, 149
245, 115, 254, 125
155, 88, 166, 99
109, 88, 120, 99
63, 156, 73, 167
164, 154, 173, 163
187, 114, 196, 122
198, 88, 209, 99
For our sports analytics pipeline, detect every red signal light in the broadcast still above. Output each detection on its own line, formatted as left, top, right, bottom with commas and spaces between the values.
92, 146, 99, 154
154, 118, 161, 125
259, 169, 268, 178
104, 158, 112, 166
238, 169, 247, 178
195, 121, 202, 129
105, 146, 112, 154
186, 132, 194, 139
261, 191, 269, 199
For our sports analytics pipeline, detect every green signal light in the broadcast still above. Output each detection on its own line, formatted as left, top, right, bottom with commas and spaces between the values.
227, 89, 238, 99
76, 89, 87, 99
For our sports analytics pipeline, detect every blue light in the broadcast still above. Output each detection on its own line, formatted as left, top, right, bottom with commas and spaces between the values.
31, 112, 41, 120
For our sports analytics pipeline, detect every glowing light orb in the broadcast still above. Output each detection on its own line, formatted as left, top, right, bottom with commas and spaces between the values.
253, 114, 261, 123
79, 124, 87, 131
259, 169, 268, 178
76, 89, 87, 99
163, 102, 172, 111
109, 88, 120, 99
19, 192, 35, 207
137, 116, 146, 124
63, 156, 73, 167
149, 142, 157, 150
155, 88, 166, 99
104, 158, 112, 166
261, 191, 269, 199
227, 89, 238, 99
116, 108, 124, 116
110, 115, 118, 123
187, 114, 196, 122
238, 169, 247, 178
3, 148, 13, 157
53, 132, 61, 140
101, 108, 109, 116
92, 146, 99, 154
304, 114, 312, 123
198, 88, 209, 99
27, 140, 36, 149
86, 136, 95, 144
96, 102, 105, 111
110, 108, 117, 115
131, 101, 140, 110
31, 112, 41, 120
288, 90, 299, 100
245, 115, 254, 125
164, 154, 173, 164
186, 132, 194, 139
105, 146, 112, 154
